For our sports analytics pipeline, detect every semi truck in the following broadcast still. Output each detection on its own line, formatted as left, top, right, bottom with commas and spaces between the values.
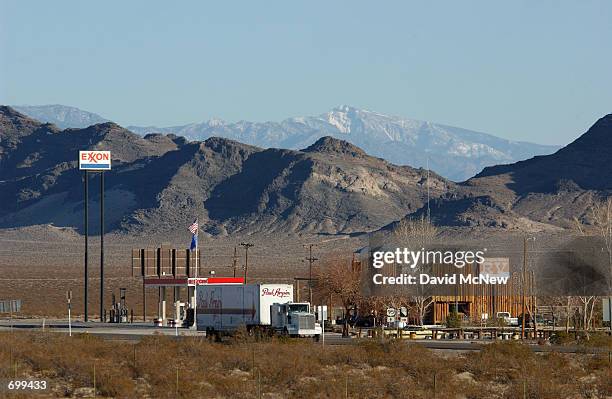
196, 283, 322, 339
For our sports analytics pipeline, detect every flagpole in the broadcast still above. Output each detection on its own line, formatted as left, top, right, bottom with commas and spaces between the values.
195, 224, 198, 278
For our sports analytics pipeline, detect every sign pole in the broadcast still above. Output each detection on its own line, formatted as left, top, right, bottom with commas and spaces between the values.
193, 222, 199, 327
84, 171, 89, 322
100, 172, 105, 322
79, 151, 111, 323
322, 318, 325, 346
67, 290, 72, 337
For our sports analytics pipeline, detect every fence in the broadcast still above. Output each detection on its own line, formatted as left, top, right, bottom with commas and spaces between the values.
0, 300, 22, 313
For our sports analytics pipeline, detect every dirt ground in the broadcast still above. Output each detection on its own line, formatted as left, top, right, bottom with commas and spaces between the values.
0, 226, 364, 317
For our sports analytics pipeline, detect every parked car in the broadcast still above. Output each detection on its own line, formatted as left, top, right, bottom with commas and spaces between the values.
518, 314, 548, 327
496, 311, 519, 326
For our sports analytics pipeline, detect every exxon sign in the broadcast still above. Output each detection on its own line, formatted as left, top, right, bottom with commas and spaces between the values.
79, 151, 111, 170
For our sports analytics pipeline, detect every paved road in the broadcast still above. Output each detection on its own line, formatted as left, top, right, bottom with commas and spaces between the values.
0, 319, 608, 353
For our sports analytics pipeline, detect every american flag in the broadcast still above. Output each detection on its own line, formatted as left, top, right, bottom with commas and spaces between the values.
188, 218, 198, 234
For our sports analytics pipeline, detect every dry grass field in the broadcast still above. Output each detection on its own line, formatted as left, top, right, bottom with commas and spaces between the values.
0, 332, 610, 399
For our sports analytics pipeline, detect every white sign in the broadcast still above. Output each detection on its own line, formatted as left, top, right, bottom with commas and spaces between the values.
386, 308, 396, 317
317, 305, 328, 322
480, 258, 510, 279
79, 151, 111, 170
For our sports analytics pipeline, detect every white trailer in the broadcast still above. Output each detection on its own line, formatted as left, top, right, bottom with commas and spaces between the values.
196, 284, 321, 338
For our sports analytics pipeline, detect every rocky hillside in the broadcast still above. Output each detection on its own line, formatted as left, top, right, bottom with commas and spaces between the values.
0, 107, 452, 236
406, 114, 612, 231
2, 106, 609, 236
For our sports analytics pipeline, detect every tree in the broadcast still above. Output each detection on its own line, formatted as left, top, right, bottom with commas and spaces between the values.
572, 196, 612, 338
359, 295, 411, 326
591, 197, 612, 295
413, 294, 434, 326
316, 256, 362, 337
393, 215, 438, 249
392, 216, 438, 325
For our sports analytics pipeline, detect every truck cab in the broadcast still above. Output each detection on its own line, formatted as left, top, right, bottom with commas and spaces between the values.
270, 302, 322, 339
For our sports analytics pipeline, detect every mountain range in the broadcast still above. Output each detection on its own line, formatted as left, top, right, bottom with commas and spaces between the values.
12, 104, 559, 181
0, 106, 451, 236
12, 104, 110, 130
1, 106, 610, 237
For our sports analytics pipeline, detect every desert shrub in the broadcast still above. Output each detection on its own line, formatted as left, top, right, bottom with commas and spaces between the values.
445, 311, 462, 328
0, 331, 610, 398
549, 331, 574, 345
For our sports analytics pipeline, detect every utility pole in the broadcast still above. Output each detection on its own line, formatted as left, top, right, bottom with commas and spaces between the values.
232, 246, 238, 278
305, 244, 319, 305
521, 236, 527, 340
240, 243, 254, 284
532, 270, 537, 339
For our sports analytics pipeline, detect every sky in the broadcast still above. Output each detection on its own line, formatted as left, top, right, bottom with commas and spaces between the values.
1, 1, 611, 145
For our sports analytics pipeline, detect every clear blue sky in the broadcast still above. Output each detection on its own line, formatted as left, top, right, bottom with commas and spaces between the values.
1, 1, 610, 145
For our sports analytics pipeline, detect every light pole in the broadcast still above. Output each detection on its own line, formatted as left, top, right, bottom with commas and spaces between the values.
240, 243, 254, 284
232, 246, 238, 278
304, 244, 318, 305
521, 236, 535, 340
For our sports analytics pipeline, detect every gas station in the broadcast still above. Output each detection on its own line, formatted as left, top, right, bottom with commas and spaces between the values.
141, 276, 244, 327
132, 245, 244, 327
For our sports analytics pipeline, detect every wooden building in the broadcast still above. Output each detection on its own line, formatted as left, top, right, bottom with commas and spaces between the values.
428, 263, 535, 324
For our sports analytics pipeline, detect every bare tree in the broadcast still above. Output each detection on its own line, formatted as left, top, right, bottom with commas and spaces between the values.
392, 216, 438, 325
582, 300, 596, 337
565, 296, 573, 334
571, 196, 612, 338
591, 197, 612, 295
316, 256, 362, 337
413, 295, 434, 326
359, 295, 413, 326
393, 215, 438, 248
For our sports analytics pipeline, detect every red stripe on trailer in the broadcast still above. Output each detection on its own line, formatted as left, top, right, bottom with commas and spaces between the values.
207, 277, 244, 284
144, 277, 244, 286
